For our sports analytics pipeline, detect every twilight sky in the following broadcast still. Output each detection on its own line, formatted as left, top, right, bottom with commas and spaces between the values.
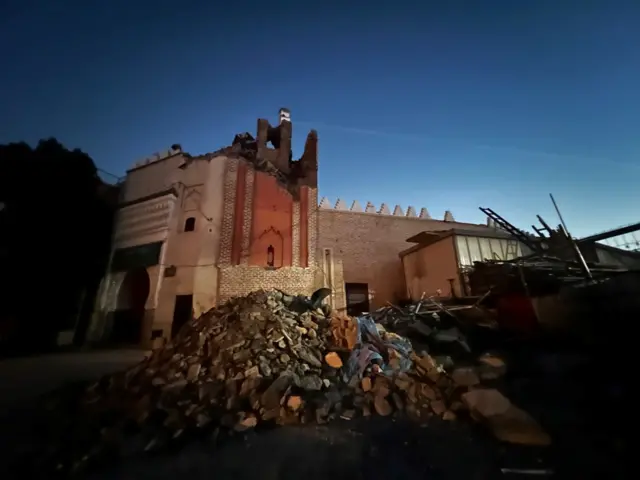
1, 0, 639, 239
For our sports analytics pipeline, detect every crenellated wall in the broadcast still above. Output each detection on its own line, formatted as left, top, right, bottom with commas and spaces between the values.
318, 196, 456, 222
317, 198, 497, 311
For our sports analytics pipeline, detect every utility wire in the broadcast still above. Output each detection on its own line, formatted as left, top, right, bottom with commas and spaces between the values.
97, 167, 124, 184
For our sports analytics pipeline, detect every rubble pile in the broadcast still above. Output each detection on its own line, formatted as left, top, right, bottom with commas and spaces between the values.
83, 290, 462, 428
28, 289, 549, 476
369, 297, 487, 358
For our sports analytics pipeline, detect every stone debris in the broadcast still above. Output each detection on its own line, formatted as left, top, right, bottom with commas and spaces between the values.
324, 352, 343, 368
462, 389, 551, 446
361, 377, 372, 392
330, 312, 358, 350
25, 289, 550, 476
451, 367, 480, 387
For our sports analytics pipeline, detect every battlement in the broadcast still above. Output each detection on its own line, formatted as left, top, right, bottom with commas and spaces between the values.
129, 144, 183, 170
318, 197, 456, 222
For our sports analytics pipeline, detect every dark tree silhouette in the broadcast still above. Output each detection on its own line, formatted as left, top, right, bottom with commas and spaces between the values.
0, 138, 117, 355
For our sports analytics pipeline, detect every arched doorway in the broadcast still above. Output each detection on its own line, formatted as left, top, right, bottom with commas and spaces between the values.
110, 267, 150, 344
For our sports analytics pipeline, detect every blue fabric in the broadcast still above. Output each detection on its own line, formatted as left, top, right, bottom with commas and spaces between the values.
343, 315, 414, 383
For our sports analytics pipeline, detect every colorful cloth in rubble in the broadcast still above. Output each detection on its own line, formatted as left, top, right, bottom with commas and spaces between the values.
343, 315, 413, 382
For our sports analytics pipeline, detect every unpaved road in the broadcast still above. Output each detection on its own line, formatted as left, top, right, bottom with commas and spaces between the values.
0, 349, 147, 479
0, 349, 146, 410
88, 417, 503, 480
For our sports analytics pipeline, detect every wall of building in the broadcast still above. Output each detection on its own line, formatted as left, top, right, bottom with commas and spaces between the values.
318, 203, 496, 311
401, 237, 459, 301
122, 151, 185, 203
89, 153, 228, 346
153, 155, 228, 336
113, 192, 178, 250
93, 110, 538, 345
250, 172, 294, 267
87, 189, 178, 344
454, 234, 528, 267
217, 159, 320, 302
191, 157, 228, 315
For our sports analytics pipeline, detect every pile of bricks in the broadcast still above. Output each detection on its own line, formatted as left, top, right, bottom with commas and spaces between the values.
27, 289, 549, 477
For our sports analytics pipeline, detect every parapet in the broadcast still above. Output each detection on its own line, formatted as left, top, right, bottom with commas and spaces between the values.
128, 144, 183, 171
318, 197, 455, 221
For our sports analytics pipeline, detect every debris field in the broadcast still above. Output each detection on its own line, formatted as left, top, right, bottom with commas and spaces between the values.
27, 289, 550, 477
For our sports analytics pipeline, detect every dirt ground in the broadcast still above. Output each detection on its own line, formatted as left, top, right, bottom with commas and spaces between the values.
0, 349, 146, 409
83, 357, 624, 480
87, 417, 501, 480
0, 347, 626, 480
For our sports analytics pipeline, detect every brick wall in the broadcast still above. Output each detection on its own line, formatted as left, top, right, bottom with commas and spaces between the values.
318, 209, 495, 310
250, 171, 294, 266
216, 159, 320, 303
218, 266, 318, 302
219, 159, 238, 266
240, 168, 254, 266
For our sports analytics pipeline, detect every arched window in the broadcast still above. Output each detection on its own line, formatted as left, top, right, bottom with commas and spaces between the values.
267, 245, 275, 267
184, 217, 196, 232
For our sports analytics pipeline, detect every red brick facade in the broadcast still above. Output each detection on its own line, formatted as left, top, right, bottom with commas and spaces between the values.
250, 172, 294, 267
217, 159, 319, 304
231, 161, 247, 265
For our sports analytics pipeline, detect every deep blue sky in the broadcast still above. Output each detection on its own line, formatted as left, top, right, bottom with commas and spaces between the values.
2, 1, 639, 238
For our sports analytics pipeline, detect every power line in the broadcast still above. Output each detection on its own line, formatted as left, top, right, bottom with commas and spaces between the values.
97, 167, 123, 183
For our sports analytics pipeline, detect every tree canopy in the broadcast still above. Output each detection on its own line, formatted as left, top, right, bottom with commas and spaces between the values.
0, 138, 117, 353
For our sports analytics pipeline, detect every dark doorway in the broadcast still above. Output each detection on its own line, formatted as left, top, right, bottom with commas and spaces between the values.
110, 267, 150, 344
172, 294, 193, 338
345, 283, 370, 316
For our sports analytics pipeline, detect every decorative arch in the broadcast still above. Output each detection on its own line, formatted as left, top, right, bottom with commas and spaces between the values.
257, 226, 284, 239
116, 267, 150, 311
256, 227, 284, 267
110, 267, 150, 344
182, 188, 202, 212
249, 171, 293, 266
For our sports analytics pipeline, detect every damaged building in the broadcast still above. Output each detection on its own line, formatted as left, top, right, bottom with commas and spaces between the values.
85, 109, 639, 348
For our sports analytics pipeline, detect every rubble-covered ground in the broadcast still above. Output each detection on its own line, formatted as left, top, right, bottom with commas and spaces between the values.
0, 290, 626, 479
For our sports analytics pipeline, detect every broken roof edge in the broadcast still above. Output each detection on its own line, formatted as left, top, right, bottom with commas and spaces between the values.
126, 149, 189, 174
399, 235, 451, 258
399, 227, 527, 258
399, 228, 498, 258
590, 241, 640, 259
175, 150, 235, 170
405, 227, 514, 244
